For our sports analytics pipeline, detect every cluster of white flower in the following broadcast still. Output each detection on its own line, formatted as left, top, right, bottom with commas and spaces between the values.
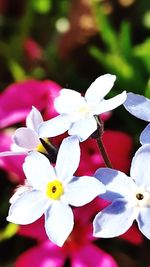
2, 74, 150, 247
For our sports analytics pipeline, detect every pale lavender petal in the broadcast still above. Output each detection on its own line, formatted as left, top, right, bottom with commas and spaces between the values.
23, 152, 56, 191
13, 127, 39, 150
26, 106, 43, 131
68, 116, 97, 141
7, 190, 50, 224
55, 136, 80, 183
130, 145, 150, 187
54, 89, 85, 114
140, 124, 150, 145
45, 201, 74, 247
71, 244, 118, 267
124, 92, 150, 121
93, 91, 127, 115
94, 168, 135, 201
85, 74, 116, 106
38, 114, 71, 138
64, 176, 105, 206
137, 208, 150, 239
93, 199, 135, 238
0, 150, 27, 156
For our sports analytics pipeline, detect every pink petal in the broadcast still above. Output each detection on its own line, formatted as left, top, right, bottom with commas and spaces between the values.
0, 80, 61, 128
77, 130, 133, 176
71, 244, 118, 267
15, 241, 66, 267
102, 130, 133, 172
120, 224, 143, 245
18, 217, 47, 241
24, 38, 43, 60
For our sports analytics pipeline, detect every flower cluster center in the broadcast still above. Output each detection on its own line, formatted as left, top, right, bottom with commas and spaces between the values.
46, 180, 64, 200
134, 187, 150, 207
77, 103, 92, 117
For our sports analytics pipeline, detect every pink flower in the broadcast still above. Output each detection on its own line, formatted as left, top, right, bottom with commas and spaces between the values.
16, 198, 118, 267
24, 38, 43, 61
0, 79, 61, 182
77, 130, 133, 177
120, 224, 143, 245
0, 79, 61, 129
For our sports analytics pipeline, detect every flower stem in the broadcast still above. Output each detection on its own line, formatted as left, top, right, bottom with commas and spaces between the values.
96, 136, 112, 168
94, 116, 112, 168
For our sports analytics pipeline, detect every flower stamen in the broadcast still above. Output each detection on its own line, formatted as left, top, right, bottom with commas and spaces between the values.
36, 138, 49, 153
136, 193, 144, 200
46, 180, 64, 200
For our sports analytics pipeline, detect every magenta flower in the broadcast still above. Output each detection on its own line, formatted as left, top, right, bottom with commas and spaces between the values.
0, 79, 61, 181
23, 38, 43, 61
0, 79, 61, 129
16, 198, 117, 267
77, 130, 133, 177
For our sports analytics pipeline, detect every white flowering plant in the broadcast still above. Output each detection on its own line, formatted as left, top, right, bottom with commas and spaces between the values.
1, 73, 150, 254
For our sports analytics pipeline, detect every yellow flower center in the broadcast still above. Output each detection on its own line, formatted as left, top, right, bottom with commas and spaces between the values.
76, 103, 92, 118
46, 180, 64, 200
36, 138, 49, 154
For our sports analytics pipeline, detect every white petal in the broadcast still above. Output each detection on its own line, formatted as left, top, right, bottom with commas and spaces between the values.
140, 124, 150, 145
85, 74, 116, 106
94, 168, 135, 201
54, 89, 85, 114
68, 116, 97, 141
64, 176, 105, 207
45, 201, 74, 247
137, 208, 150, 239
130, 144, 150, 187
9, 185, 29, 204
11, 143, 28, 152
38, 115, 71, 138
7, 190, 50, 224
93, 199, 135, 238
23, 152, 56, 191
13, 127, 39, 150
93, 91, 127, 115
124, 92, 150, 121
26, 106, 43, 131
55, 136, 80, 183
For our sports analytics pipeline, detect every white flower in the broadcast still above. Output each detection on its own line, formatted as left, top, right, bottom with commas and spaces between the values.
39, 74, 127, 141
7, 136, 105, 247
0, 106, 46, 156
93, 144, 150, 239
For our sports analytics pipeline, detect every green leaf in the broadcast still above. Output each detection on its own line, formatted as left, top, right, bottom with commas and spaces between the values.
133, 38, 150, 72
90, 46, 134, 80
93, 4, 118, 52
9, 60, 27, 82
119, 21, 132, 57
0, 223, 18, 242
